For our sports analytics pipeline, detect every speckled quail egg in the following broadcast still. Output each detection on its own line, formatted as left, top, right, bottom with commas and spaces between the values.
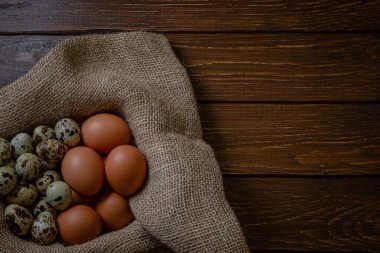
33, 197, 57, 217
46, 181, 72, 210
11, 133, 34, 159
3, 159, 16, 169
32, 125, 56, 145
0, 166, 17, 196
35, 139, 68, 163
55, 118, 81, 147
6, 182, 38, 206
35, 170, 62, 195
31, 211, 58, 245
15, 153, 44, 181
4, 204, 33, 236
0, 138, 12, 166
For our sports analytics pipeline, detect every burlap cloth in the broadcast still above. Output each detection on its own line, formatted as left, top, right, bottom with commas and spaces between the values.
0, 32, 249, 252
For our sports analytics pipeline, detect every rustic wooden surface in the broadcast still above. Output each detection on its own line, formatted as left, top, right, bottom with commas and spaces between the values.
225, 177, 380, 251
1, 34, 380, 101
200, 103, 380, 175
0, 1, 379, 251
1, 0, 380, 32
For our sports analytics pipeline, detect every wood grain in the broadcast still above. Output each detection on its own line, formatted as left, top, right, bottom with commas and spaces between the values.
1, 34, 380, 102
200, 103, 380, 175
1, 1, 379, 252
225, 177, 380, 251
0, 0, 380, 33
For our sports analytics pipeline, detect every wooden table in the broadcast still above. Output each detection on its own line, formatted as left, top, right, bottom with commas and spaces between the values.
1, 1, 380, 251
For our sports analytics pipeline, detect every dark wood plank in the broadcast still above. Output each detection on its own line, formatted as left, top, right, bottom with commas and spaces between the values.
224, 177, 380, 251
0, 36, 63, 86
171, 33, 380, 102
1, 34, 380, 102
200, 103, 380, 175
0, 0, 380, 32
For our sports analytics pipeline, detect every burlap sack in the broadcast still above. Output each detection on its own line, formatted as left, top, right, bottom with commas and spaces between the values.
0, 32, 249, 253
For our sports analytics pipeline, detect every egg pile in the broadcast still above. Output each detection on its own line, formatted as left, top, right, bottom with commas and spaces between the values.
0, 113, 147, 245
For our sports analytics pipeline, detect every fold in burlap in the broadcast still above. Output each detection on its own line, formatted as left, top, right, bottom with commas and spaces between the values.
0, 32, 249, 253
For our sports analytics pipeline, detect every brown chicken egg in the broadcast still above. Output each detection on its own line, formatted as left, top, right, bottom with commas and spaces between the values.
57, 205, 101, 245
105, 145, 147, 196
81, 113, 132, 154
61, 146, 104, 196
95, 192, 133, 231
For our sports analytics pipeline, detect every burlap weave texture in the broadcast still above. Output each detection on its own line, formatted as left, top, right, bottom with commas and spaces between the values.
0, 32, 249, 253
